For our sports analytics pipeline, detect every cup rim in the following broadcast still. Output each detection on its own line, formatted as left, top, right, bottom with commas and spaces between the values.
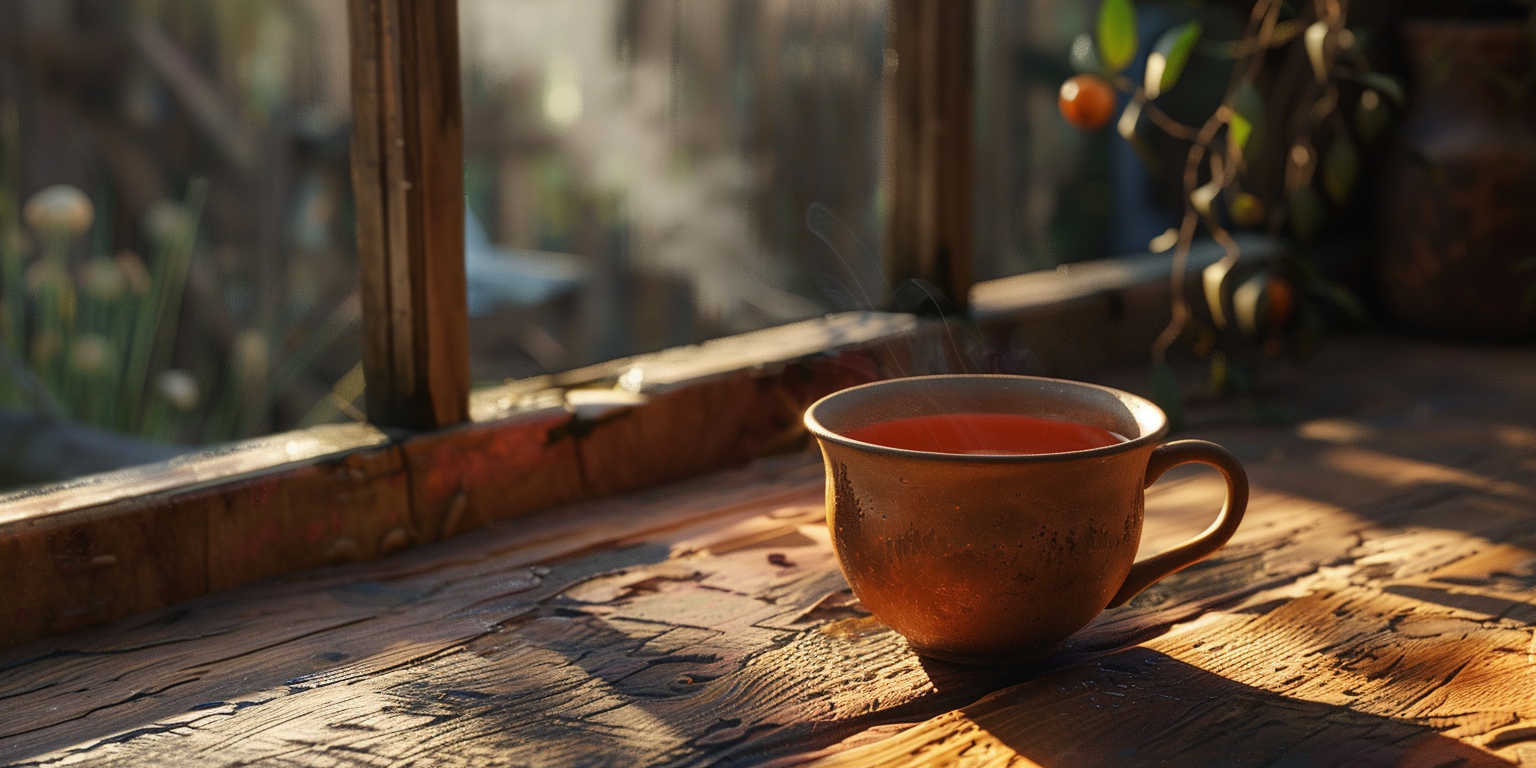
803, 374, 1170, 463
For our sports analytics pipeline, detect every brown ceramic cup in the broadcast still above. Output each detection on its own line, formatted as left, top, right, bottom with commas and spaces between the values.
804, 375, 1247, 665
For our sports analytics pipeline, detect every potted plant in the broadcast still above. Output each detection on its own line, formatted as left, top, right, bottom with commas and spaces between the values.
1055, 0, 1386, 423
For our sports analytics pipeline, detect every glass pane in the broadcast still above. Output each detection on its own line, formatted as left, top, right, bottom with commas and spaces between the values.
974, 0, 1180, 281
459, 0, 889, 381
0, 0, 360, 489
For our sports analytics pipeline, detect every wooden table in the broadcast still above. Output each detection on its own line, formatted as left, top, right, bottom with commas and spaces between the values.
2, 336, 1534, 766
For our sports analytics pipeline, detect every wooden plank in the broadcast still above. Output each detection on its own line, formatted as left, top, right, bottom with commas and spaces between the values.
200, 444, 412, 591
348, 0, 470, 430
0, 424, 390, 526
806, 536, 1536, 767
0, 456, 829, 761
798, 339, 1536, 767
0, 442, 412, 649
888, 0, 975, 309
0, 498, 205, 641
347, 0, 394, 425
399, 407, 585, 541
471, 312, 923, 406
0, 456, 1369, 765
0, 338, 1530, 765
573, 359, 882, 499
0, 314, 936, 651
969, 235, 1277, 313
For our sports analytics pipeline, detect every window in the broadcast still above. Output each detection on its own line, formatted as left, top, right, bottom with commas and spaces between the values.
0, 0, 361, 489
458, 0, 890, 381
975, 0, 1190, 282
0, 0, 987, 648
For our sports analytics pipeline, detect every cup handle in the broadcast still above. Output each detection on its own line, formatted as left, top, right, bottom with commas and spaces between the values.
1106, 439, 1249, 608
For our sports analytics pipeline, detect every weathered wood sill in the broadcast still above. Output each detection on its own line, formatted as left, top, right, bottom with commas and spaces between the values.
0, 241, 1279, 648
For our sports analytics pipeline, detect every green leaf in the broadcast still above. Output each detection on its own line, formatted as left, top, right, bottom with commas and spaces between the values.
1150, 361, 1184, 433
1229, 82, 1266, 169
1288, 187, 1324, 243
1097, 0, 1139, 75
1232, 270, 1268, 337
1357, 72, 1406, 106
1323, 136, 1359, 204
1145, 22, 1203, 99
1229, 112, 1253, 152
1202, 258, 1233, 329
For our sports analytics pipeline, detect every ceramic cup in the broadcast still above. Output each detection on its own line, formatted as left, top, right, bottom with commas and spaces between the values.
804, 374, 1247, 665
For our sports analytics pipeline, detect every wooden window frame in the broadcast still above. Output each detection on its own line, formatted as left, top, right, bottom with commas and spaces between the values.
1, 0, 1234, 650
350, 0, 471, 431
889, 0, 974, 309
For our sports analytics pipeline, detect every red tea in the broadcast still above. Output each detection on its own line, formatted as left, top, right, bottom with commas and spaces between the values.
846, 413, 1126, 455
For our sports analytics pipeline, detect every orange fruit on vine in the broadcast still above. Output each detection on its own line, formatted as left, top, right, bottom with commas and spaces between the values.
1059, 74, 1116, 131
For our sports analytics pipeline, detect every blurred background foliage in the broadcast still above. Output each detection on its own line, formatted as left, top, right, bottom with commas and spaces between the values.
1049, 0, 1389, 415
7, 0, 1518, 489
0, 0, 359, 485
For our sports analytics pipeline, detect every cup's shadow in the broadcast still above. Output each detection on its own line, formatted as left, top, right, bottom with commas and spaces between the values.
901, 646, 1512, 768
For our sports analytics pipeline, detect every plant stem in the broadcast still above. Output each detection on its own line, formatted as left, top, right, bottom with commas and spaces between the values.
1154, 0, 1292, 364
122, 179, 207, 435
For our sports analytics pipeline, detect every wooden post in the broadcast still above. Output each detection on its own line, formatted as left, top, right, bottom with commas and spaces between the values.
348, 0, 470, 429
889, 0, 975, 310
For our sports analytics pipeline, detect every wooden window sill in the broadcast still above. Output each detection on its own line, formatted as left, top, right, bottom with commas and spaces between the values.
0, 313, 921, 647
1, 334, 1531, 764
0, 241, 1280, 648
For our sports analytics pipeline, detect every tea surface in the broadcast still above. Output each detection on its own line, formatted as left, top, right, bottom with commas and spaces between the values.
846, 413, 1126, 455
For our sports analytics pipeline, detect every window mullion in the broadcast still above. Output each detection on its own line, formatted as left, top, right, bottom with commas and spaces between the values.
889, 0, 975, 310
348, 0, 470, 430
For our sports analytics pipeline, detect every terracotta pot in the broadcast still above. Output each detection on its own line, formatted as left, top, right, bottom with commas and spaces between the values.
804, 375, 1248, 665
1377, 22, 1536, 339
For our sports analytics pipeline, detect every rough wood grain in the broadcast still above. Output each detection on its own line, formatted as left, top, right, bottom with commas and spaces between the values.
807, 534, 1536, 767
0, 425, 392, 526
805, 338, 1536, 767
0, 435, 404, 650
0, 314, 926, 650
3, 338, 1531, 766
399, 407, 584, 543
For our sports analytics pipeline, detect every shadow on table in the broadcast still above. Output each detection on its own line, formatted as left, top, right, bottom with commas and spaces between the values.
830, 647, 1515, 767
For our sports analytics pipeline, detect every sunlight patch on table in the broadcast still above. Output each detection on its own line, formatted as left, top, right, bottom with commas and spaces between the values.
1322, 446, 1535, 502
